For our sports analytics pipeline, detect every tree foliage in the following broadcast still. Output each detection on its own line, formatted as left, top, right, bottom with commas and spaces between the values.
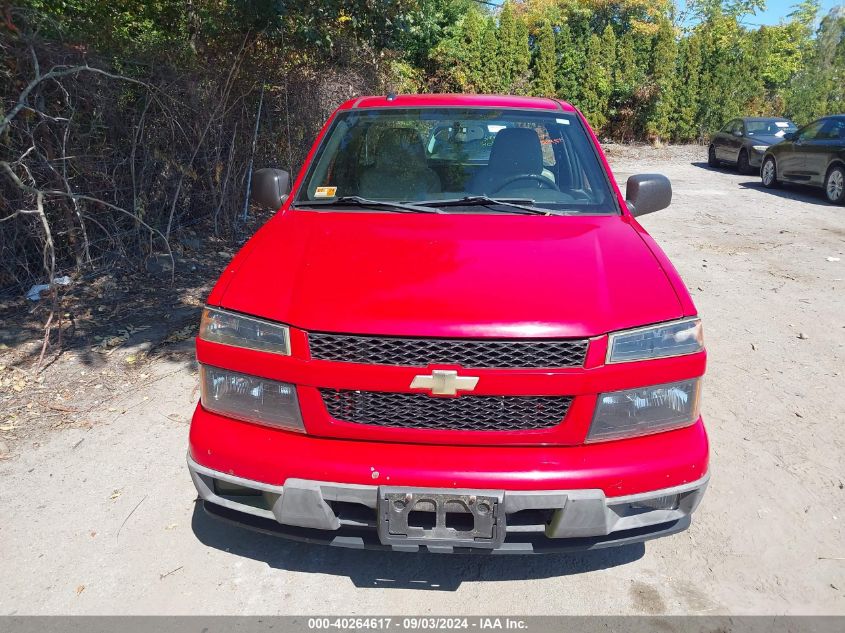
10, 0, 845, 141
4, 0, 845, 297
427, 0, 845, 139
532, 21, 557, 97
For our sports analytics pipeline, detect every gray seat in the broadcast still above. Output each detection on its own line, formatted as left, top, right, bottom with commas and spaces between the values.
468, 128, 544, 194
358, 128, 441, 199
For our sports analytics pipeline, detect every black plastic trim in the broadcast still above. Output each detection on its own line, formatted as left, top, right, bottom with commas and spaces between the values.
202, 500, 691, 554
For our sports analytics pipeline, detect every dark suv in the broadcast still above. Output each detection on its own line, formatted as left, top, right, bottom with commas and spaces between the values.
708, 117, 797, 174
761, 115, 845, 205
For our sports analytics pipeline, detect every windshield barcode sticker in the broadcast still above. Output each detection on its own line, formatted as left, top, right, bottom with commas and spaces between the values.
315, 186, 337, 198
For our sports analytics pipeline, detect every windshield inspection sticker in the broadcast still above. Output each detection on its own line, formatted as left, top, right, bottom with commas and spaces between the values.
314, 186, 337, 198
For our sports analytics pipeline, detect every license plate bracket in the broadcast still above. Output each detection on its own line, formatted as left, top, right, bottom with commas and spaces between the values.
377, 487, 505, 550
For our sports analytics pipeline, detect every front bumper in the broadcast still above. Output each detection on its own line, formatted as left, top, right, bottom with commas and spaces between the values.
188, 455, 709, 554
189, 402, 709, 553
189, 405, 709, 495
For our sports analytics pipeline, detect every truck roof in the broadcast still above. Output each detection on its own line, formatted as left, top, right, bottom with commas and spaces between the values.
338, 94, 576, 112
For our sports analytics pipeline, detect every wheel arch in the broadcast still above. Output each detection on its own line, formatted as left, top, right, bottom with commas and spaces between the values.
824, 159, 845, 202
825, 158, 845, 178
762, 152, 778, 172
763, 152, 778, 172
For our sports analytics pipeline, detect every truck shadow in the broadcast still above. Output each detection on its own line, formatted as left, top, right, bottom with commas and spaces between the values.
190, 502, 645, 591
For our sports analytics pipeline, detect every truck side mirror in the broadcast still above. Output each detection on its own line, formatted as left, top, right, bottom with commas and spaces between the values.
252, 168, 291, 210
626, 174, 672, 217
732, 130, 744, 137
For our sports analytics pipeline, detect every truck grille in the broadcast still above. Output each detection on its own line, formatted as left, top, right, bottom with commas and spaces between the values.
320, 389, 572, 432
307, 333, 588, 368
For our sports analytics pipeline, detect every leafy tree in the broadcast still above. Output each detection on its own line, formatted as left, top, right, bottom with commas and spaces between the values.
14, 0, 845, 144
429, 5, 486, 91
789, 6, 845, 120
394, 0, 479, 69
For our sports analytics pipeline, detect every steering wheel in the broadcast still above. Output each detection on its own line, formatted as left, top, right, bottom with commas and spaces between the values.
491, 173, 560, 194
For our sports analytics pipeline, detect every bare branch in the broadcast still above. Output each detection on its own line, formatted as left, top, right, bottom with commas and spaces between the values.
0, 63, 158, 137
163, 32, 250, 240
1, 208, 42, 222
0, 161, 174, 280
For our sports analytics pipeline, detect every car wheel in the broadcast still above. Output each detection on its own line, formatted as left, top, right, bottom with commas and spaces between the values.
737, 149, 751, 175
825, 164, 845, 205
761, 156, 779, 189
708, 145, 719, 168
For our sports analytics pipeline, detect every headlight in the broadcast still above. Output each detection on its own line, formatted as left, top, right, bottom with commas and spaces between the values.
607, 318, 703, 363
587, 378, 701, 443
200, 365, 304, 432
752, 145, 768, 152
199, 307, 290, 355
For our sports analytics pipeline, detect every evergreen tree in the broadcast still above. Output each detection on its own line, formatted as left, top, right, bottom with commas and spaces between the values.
479, 17, 501, 93
512, 18, 532, 94
580, 33, 610, 132
612, 32, 644, 140
498, 1, 518, 89
460, 7, 485, 92
532, 21, 556, 97
555, 23, 584, 104
599, 25, 617, 126
613, 33, 640, 106
645, 19, 677, 143
674, 33, 703, 141
420, 0, 843, 140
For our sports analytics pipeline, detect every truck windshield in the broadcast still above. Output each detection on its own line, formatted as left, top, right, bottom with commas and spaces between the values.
294, 108, 618, 214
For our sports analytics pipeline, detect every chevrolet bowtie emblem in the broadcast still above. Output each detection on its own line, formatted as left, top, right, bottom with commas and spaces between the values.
410, 369, 479, 396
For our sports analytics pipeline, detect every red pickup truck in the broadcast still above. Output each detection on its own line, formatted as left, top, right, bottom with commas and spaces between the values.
188, 94, 708, 553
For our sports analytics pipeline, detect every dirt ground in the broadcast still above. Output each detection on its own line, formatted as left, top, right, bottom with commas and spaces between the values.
1, 145, 843, 615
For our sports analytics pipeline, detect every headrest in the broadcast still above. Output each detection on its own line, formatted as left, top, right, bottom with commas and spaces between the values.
487, 128, 543, 175
375, 128, 426, 168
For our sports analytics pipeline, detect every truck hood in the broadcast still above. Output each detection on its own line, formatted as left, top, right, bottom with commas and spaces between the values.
214, 211, 684, 338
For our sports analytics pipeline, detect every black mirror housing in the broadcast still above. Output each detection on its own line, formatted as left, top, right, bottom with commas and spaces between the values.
784, 131, 797, 141
252, 168, 291, 210
625, 174, 672, 217
732, 130, 744, 137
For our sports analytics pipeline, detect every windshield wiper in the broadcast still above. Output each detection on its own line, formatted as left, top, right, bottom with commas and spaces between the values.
294, 196, 442, 214
414, 196, 559, 215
